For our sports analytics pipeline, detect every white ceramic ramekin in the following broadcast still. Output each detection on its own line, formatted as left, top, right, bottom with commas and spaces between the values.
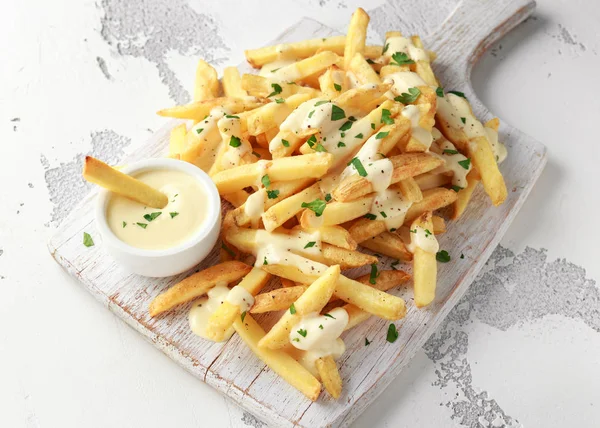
95, 158, 221, 277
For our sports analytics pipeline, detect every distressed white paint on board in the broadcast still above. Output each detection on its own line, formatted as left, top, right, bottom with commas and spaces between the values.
48, 0, 547, 426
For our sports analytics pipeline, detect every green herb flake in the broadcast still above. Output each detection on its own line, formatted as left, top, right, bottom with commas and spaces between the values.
458, 158, 471, 170
325, 193, 332, 202
355, 133, 363, 138
315, 143, 327, 153
461, 117, 466, 124
196, 128, 204, 134
337, 142, 346, 148
292, 338, 300, 342
364, 213, 377, 220
267, 190, 280, 199
436, 250, 451, 263
460, 253, 465, 259
451, 185, 463, 192
371, 123, 376, 130
339, 121, 353, 131
267, 83, 283, 98
297, 329, 307, 337
225, 114, 240, 119
306, 135, 317, 148
443, 149, 459, 155
376, 131, 389, 139
301, 199, 326, 217
349, 157, 368, 177
381, 108, 394, 125
369, 263, 379, 284
122, 221, 127, 228
394, 87, 421, 104
386, 323, 399, 343
382, 43, 390, 54
290, 303, 296, 314
263, 256, 268, 265
252, 151, 261, 158
261, 174, 271, 188
240, 311, 247, 322
83, 232, 94, 247
366, 58, 375, 64
271, 67, 281, 73
365, 338, 371, 346
319, 324, 324, 329
136, 222, 148, 229
229, 136, 242, 147
334, 83, 342, 92
380, 211, 387, 218
281, 139, 290, 147
390, 52, 415, 66
304, 241, 316, 249
275, 98, 285, 104
143, 212, 162, 222
331, 105, 346, 121
221, 242, 235, 258
314, 100, 329, 106
448, 90, 466, 98
169, 212, 179, 218
308, 110, 315, 118
324, 313, 336, 319
436, 87, 444, 97
348, 116, 357, 122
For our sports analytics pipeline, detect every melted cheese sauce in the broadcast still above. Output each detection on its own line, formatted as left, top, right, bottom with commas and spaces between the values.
254, 230, 326, 275
225, 285, 254, 313
437, 93, 486, 139
106, 169, 210, 250
485, 127, 508, 164
340, 134, 394, 192
402, 105, 434, 150
371, 189, 413, 230
189, 282, 233, 341
384, 36, 429, 62
436, 140, 472, 188
289, 307, 349, 377
383, 71, 426, 97
244, 188, 267, 225
406, 226, 439, 254
219, 115, 250, 169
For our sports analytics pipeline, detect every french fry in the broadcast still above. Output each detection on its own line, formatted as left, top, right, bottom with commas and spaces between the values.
251, 285, 309, 314
246, 93, 314, 136
168, 123, 187, 157
83, 156, 168, 209
360, 232, 412, 262
451, 168, 480, 219
205, 268, 271, 341
318, 243, 377, 269
319, 66, 349, 99
414, 171, 452, 190
343, 8, 369, 70
271, 51, 340, 83
241, 74, 320, 99
222, 190, 250, 208
300, 195, 374, 229
212, 153, 333, 195
410, 212, 437, 307
148, 261, 251, 317
316, 356, 342, 399
397, 177, 423, 202
157, 97, 265, 122
348, 52, 381, 85
233, 314, 321, 401
298, 226, 357, 250
245, 35, 382, 68
194, 59, 219, 101
432, 215, 446, 234
259, 265, 340, 349
222, 66, 248, 98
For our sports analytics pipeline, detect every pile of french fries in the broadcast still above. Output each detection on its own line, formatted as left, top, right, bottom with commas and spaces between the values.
150, 8, 508, 401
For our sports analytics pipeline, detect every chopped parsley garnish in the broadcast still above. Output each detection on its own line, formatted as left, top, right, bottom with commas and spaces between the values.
365, 338, 371, 346
196, 128, 204, 134
366, 58, 375, 64
221, 242, 235, 258
225, 114, 240, 119
241, 311, 247, 322
83, 232, 94, 247
340, 133, 345, 137
324, 313, 336, 319
314, 100, 329, 106
229, 136, 242, 147
451, 185, 463, 192
424, 228, 433, 237
304, 241, 316, 249
292, 338, 300, 342
319, 324, 324, 329
386, 324, 399, 343
143, 212, 162, 222
376, 131, 389, 139
261, 174, 271, 188
390, 228, 397, 232
306, 135, 317, 148
308, 110, 315, 118
331, 105, 346, 121
136, 222, 147, 229
297, 328, 307, 337
390, 52, 415, 66
315, 143, 327, 152
443, 149, 459, 155
394, 87, 421, 104
364, 213, 377, 220
334, 83, 342, 92
122, 221, 127, 228
355, 133, 363, 138
267, 190, 280, 199
458, 158, 471, 169
252, 151, 261, 158
349, 116, 357, 122
281, 139, 290, 147
339, 121, 353, 131
301, 199, 326, 217
460, 117, 466, 124
460, 253, 465, 259
380, 211, 387, 218
263, 256, 268, 265
337, 142, 346, 148
436, 87, 444, 97
369, 264, 379, 284
289, 303, 296, 314
381, 108, 394, 125
349, 157, 368, 177
325, 193, 332, 202
270, 67, 281, 73
275, 98, 285, 104
371, 123, 376, 130
169, 212, 179, 218
267, 83, 282, 97
436, 250, 451, 263
448, 90, 466, 98
382, 43, 390, 54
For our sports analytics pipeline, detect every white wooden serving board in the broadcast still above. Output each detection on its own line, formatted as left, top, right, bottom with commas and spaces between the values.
49, 1, 546, 426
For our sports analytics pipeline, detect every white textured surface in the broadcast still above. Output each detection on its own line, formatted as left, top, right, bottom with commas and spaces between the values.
1, 1, 599, 428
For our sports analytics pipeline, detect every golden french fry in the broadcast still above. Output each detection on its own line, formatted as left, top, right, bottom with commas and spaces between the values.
157, 97, 265, 122
451, 168, 480, 219
299, 226, 357, 251
259, 265, 340, 349
316, 356, 342, 399
222, 66, 248, 98
83, 156, 168, 209
168, 123, 187, 157
194, 59, 219, 101
318, 243, 377, 270
233, 313, 321, 401
432, 215, 446, 234
251, 285, 309, 314
319, 66, 349, 99
300, 195, 373, 229
343, 8, 369, 70
410, 211, 437, 307
414, 171, 452, 190
222, 190, 250, 208
271, 51, 340, 83
212, 153, 333, 195
348, 52, 381, 85
148, 261, 251, 317
360, 232, 412, 262
397, 177, 423, 202
205, 268, 271, 341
